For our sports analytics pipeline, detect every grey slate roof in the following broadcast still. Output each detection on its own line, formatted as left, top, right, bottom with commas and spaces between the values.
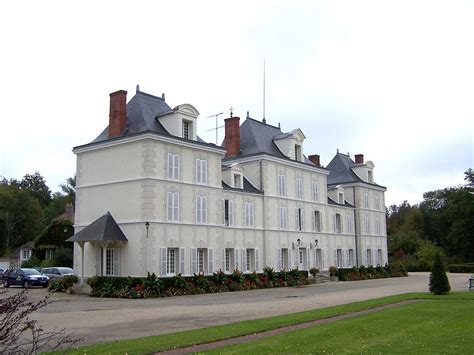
327, 197, 354, 208
222, 177, 263, 194
67, 212, 128, 243
326, 153, 385, 188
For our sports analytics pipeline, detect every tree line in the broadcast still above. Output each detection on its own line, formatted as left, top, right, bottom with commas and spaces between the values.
386, 169, 473, 270
0, 172, 75, 256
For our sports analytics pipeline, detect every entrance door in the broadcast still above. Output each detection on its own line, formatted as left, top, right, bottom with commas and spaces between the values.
298, 248, 306, 270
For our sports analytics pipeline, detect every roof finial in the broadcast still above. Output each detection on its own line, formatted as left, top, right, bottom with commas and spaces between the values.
247, 111, 249, 118
278, 122, 281, 129
162, 93, 165, 101
136, 84, 140, 93
229, 106, 234, 118
337, 148, 339, 153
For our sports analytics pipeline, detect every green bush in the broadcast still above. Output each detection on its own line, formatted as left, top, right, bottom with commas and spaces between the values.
48, 274, 79, 292
329, 266, 338, 277
429, 252, 451, 295
338, 263, 407, 281
21, 256, 41, 268
448, 263, 474, 273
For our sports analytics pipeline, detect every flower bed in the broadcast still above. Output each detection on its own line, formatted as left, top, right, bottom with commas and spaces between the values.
337, 263, 408, 281
87, 267, 309, 298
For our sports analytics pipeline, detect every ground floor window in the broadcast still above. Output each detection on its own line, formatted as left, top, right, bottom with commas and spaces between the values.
336, 249, 343, 268
105, 248, 119, 276
45, 249, 54, 260
224, 248, 234, 273
377, 249, 383, 266
191, 248, 212, 275
348, 249, 355, 267
167, 248, 177, 274
279, 248, 289, 270
245, 249, 254, 272
366, 249, 373, 266
160, 247, 184, 276
315, 248, 323, 270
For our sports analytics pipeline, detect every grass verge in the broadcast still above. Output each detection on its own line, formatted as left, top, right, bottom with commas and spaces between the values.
60, 292, 474, 354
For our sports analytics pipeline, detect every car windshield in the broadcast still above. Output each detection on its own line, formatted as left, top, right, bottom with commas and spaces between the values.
57, 268, 73, 274
22, 269, 41, 275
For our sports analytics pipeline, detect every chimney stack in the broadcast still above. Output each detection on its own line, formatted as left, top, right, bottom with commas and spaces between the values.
308, 154, 321, 167
223, 116, 240, 157
108, 90, 127, 139
355, 154, 364, 164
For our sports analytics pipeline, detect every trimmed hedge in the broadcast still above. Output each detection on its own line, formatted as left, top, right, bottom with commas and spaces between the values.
448, 263, 474, 273
87, 268, 310, 298
338, 262, 408, 281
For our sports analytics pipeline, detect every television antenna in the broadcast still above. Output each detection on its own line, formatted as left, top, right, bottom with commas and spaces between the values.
207, 112, 224, 145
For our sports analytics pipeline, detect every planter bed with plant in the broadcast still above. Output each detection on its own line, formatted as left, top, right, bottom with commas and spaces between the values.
87, 267, 309, 298
336, 262, 408, 282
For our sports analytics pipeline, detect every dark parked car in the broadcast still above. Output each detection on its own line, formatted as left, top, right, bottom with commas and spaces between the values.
41, 267, 74, 280
3, 268, 49, 288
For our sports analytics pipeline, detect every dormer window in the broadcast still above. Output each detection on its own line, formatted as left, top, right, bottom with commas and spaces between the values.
295, 145, 301, 161
182, 120, 191, 139
338, 192, 344, 204
368, 170, 373, 183
233, 173, 243, 189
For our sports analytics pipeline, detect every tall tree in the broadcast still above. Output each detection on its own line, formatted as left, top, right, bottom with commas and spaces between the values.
16, 172, 51, 209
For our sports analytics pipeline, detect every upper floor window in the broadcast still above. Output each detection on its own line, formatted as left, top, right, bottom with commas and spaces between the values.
245, 202, 254, 227
364, 213, 371, 234
182, 120, 191, 139
167, 153, 180, 180
295, 208, 304, 231
167, 192, 179, 222
363, 192, 369, 208
294, 144, 301, 161
311, 180, 320, 202
334, 213, 343, 233
196, 159, 208, 184
223, 199, 234, 226
346, 214, 354, 233
338, 192, 344, 204
296, 177, 303, 199
375, 217, 381, 235
374, 194, 381, 210
196, 194, 207, 224
312, 210, 322, 232
279, 206, 288, 229
278, 174, 286, 196
233, 173, 243, 189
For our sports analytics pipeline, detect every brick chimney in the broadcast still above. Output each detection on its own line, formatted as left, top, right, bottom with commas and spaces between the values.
308, 154, 321, 167
355, 154, 364, 164
223, 116, 240, 157
108, 90, 127, 139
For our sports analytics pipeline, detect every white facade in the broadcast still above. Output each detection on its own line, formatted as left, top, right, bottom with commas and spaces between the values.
72, 89, 388, 279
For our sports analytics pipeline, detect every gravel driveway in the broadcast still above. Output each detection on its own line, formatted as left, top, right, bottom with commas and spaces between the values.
2, 272, 471, 347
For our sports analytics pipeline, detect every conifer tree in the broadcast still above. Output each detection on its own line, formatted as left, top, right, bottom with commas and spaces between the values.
429, 252, 450, 295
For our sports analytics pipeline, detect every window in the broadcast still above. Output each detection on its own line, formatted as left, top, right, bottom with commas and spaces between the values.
197, 248, 206, 273
375, 217, 381, 235
315, 249, 323, 269
278, 174, 286, 196
224, 199, 234, 226
366, 249, 373, 266
364, 213, 371, 234
224, 248, 234, 273
348, 249, 355, 267
167, 153, 179, 180
22, 249, 31, 260
334, 213, 342, 233
336, 249, 343, 268
296, 177, 303, 199
196, 159, 208, 184
245, 249, 255, 272
45, 249, 54, 260
167, 192, 179, 222
346, 214, 353, 233
296, 208, 304, 231
279, 206, 288, 229
368, 170, 373, 183
377, 249, 383, 266
167, 248, 178, 274
294, 144, 301, 161
105, 248, 119, 276
233, 173, 243, 189
245, 202, 254, 227
183, 120, 191, 139
279, 248, 289, 270
374, 193, 380, 210
311, 180, 320, 202
363, 192, 369, 208
338, 192, 344, 204
196, 195, 207, 224
312, 210, 322, 232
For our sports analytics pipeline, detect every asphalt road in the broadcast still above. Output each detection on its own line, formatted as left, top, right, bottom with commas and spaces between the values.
2, 272, 471, 347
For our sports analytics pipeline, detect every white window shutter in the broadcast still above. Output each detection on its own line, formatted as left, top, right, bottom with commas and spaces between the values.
255, 248, 259, 272
306, 250, 310, 270
312, 211, 315, 231
208, 249, 213, 275
167, 154, 172, 179
95, 247, 102, 276
364, 249, 368, 266
114, 248, 120, 276
321, 249, 325, 270
203, 160, 208, 184
167, 192, 173, 221
203, 196, 207, 224
301, 210, 305, 231
222, 199, 225, 225
191, 248, 197, 275
295, 209, 299, 230
288, 249, 293, 270
234, 249, 239, 271
196, 160, 200, 183
241, 248, 247, 272
175, 155, 179, 180
334, 249, 337, 267
160, 248, 167, 276
333, 213, 336, 233
174, 192, 179, 221
179, 248, 185, 274
222, 249, 226, 271
277, 249, 282, 270
229, 200, 234, 226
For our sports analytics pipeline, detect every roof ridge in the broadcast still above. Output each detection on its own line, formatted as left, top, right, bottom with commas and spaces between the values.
245, 117, 282, 131
136, 91, 165, 102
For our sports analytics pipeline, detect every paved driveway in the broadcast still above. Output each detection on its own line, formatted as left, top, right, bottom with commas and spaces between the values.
2, 272, 471, 346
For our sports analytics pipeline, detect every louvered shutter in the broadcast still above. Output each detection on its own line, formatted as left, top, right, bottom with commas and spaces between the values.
295, 209, 299, 230
301, 210, 305, 231
288, 249, 293, 270
196, 160, 201, 183
174, 192, 179, 221
277, 249, 282, 270
191, 248, 197, 274
167, 154, 172, 179
174, 155, 179, 180
208, 249, 214, 275
222, 249, 226, 271
203, 160, 208, 184
312, 211, 315, 231
167, 192, 173, 221
333, 213, 336, 232
95, 247, 102, 276
113, 248, 120, 276
334, 249, 338, 267
321, 249, 325, 270
222, 199, 225, 225
306, 249, 310, 270
255, 249, 259, 272
229, 200, 234, 226
241, 248, 247, 272
202, 196, 207, 224
179, 248, 185, 274
234, 249, 239, 271
364, 249, 368, 266
160, 248, 167, 276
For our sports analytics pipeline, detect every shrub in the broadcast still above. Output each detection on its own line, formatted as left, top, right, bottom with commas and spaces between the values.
309, 268, 319, 278
429, 252, 451, 295
448, 263, 474, 273
329, 266, 338, 277
262, 266, 277, 282
21, 256, 41, 268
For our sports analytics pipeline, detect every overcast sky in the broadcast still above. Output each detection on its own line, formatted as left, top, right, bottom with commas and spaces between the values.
0, 1, 472, 207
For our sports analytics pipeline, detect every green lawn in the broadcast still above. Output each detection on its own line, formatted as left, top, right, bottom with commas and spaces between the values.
62, 292, 474, 354
206, 297, 474, 354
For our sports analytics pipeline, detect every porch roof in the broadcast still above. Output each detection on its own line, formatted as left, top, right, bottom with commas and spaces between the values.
67, 212, 128, 243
